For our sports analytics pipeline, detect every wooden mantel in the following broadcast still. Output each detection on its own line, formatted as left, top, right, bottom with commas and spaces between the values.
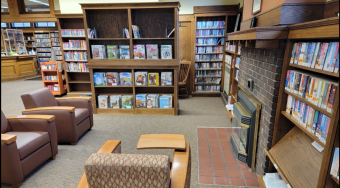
227, 26, 288, 49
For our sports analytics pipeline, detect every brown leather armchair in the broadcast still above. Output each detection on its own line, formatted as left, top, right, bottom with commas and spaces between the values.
1, 111, 58, 187
21, 88, 93, 145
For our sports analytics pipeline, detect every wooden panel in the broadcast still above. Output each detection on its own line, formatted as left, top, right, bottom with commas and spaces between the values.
171, 142, 190, 188
240, 19, 252, 31
56, 97, 92, 101
80, 2, 181, 9
96, 108, 135, 114
268, 127, 323, 188
1, 64, 17, 78
289, 24, 339, 39
137, 134, 186, 150
1, 134, 17, 144
22, 106, 75, 113
324, 0, 339, 18
18, 63, 35, 75
280, 3, 325, 25
256, 6, 282, 27
134, 108, 175, 115
255, 39, 279, 49
6, 115, 55, 122
258, 175, 266, 188
194, 5, 239, 14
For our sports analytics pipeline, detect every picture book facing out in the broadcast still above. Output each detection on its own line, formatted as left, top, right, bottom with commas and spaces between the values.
133, 45, 146, 59
110, 95, 121, 109
148, 73, 159, 86
135, 72, 148, 86
119, 45, 130, 59
161, 45, 172, 59
106, 72, 119, 86
120, 72, 132, 86
122, 95, 133, 109
146, 44, 159, 59
136, 94, 147, 108
107, 45, 118, 59
161, 72, 172, 86
91, 45, 106, 59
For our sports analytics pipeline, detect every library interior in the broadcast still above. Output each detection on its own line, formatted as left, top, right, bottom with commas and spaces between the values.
1, 0, 339, 187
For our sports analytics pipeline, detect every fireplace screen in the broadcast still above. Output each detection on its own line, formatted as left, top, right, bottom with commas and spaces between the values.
231, 118, 249, 155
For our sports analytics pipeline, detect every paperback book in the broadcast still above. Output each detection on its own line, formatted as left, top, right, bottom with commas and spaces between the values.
110, 95, 121, 109
161, 45, 172, 59
98, 95, 108, 108
106, 72, 119, 86
119, 45, 130, 59
120, 72, 132, 86
93, 72, 105, 86
133, 45, 146, 59
135, 72, 148, 86
122, 95, 133, 109
147, 94, 159, 108
107, 45, 118, 59
136, 94, 147, 108
146, 44, 159, 59
148, 73, 159, 86
91, 45, 106, 59
161, 72, 172, 86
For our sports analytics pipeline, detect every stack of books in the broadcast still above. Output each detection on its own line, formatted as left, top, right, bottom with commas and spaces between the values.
290, 42, 339, 73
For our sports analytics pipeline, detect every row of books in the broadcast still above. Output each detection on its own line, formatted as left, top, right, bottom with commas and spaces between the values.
196, 21, 225, 29
235, 70, 239, 81
37, 48, 51, 52
225, 42, 236, 52
195, 63, 222, 70
196, 38, 224, 45
44, 75, 65, 81
123, 28, 130, 38
66, 63, 89, 72
52, 42, 60, 46
51, 38, 59, 42
330, 148, 339, 181
235, 57, 240, 68
98, 95, 133, 109
50, 33, 59, 38
290, 42, 339, 73
285, 70, 338, 113
36, 39, 50, 43
195, 85, 221, 92
136, 94, 172, 108
132, 25, 141, 38
195, 78, 221, 84
63, 40, 87, 50
225, 55, 232, 65
36, 43, 51, 47
195, 70, 222, 77
39, 58, 51, 61
286, 95, 331, 144
37, 53, 51, 57
196, 46, 223, 54
60, 29, 86, 37
46, 84, 66, 92
134, 45, 172, 59
56, 56, 63, 60
93, 72, 172, 86
64, 52, 88, 61
24, 36, 34, 40
195, 54, 223, 62
196, 29, 225, 37
35, 34, 49, 39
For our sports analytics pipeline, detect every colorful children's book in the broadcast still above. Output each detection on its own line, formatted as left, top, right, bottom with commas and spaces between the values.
119, 45, 130, 59
91, 45, 106, 59
146, 94, 159, 108
119, 72, 132, 86
98, 95, 108, 108
161, 95, 173, 108
106, 72, 119, 86
159, 96, 170, 108
133, 45, 146, 59
136, 94, 147, 108
135, 72, 148, 86
161, 72, 172, 86
121, 95, 133, 109
110, 95, 121, 109
161, 45, 172, 59
107, 45, 118, 59
148, 73, 159, 86
146, 44, 159, 59
93, 72, 105, 86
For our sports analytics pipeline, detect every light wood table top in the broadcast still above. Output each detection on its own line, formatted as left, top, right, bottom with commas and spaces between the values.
137, 134, 186, 150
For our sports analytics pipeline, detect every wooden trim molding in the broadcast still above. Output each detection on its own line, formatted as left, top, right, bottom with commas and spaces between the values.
1, 134, 17, 144
80, 2, 181, 9
288, 17, 339, 30
193, 5, 239, 14
54, 14, 84, 19
227, 26, 288, 40
6, 115, 55, 122
56, 97, 92, 101
22, 106, 76, 113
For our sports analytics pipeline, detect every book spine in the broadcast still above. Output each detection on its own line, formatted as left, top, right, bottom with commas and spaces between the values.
311, 79, 319, 103
307, 43, 316, 67
334, 48, 339, 73
298, 43, 306, 65
294, 73, 302, 94
294, 43, 301, 64
318, 43, 330, 69
290, 71, 295, 92
318, 82, 326, 107
302, 76, 310, 99
314, 80, 323, 106
330, 42, 339, 72
285, 71, 290, 90
323, 42, 335, 71
316, 43, 326, 69
298, 74, 305, 97
286, 95, 293, 114
311, 42, 320, 68
303, 43, 310, 66
312, 110, 319, 134
318, 115, 326, 140
315, 112, 324, 139
290, 43, 297, 64
299, 103, 305, 124
327, 85, 338, 113
307, 107, 314, 131
323, 83, 332, 109
302, 104, 309, 127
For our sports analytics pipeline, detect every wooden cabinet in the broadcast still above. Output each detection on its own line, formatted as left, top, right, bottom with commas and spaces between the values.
1, 55, 37, 81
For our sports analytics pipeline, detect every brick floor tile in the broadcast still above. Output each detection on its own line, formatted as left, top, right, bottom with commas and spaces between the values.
200, 176, 214, 184
223, 152, 236, 158
242, 171, 258, 179
210, 146, 221, 152
209, 138, 219, 143
245, 178, 261, 187
199, 162, 211, 169
199, 156, 211, 163
209, 142, 220, 147
215, 177, 229, 185
229, 178, 245, 186
211, 157, 224, 163
198, 133, 207, 138
239, 163, 251, 171
199, 150, 210, 157
227, 170, 243, 178
210, 151, 222, 157
214, 169, 228, 177
224, 157, 238, 164
226, 163, 240, 170
212, 163, 225, 170
199, 168, 213, 176
197, 128, 207, 133
198, 141, 209, 146
198, 137, 208, 142
218, 138, 230, 143
199, 146, 209, 152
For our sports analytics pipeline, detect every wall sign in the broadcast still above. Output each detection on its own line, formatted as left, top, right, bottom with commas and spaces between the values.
252, 0, 262, 15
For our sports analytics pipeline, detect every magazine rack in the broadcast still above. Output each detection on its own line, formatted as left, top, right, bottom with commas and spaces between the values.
80, 2, 180, 115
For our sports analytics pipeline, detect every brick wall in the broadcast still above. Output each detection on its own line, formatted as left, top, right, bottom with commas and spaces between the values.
239, 41, 286, 174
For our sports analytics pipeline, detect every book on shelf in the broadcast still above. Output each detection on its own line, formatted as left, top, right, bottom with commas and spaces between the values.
106, 72, 119, 86
195, 62, 222, 70
161, 45, 172, 59
91, 45, 106, 59
110, 95, 121, 109
290, 42, 339, 73
146, 44, 159, 59
119, 45, 130, 59
285, 70, 338, 112
120, 72, 132, 86
136, 94, 147, 108
98, 95, 108, 109
135, 94, 172, 108
161, 72, 172, 86
147, 94, 159, 108
121, 95, 133, 109
195, 85, 221, 92
132, 25, 141, 38
107, 45, 118, 59
159, 96, 170, 108
133, 45, 146, 59
263, 173, 287, 188
135, 72, 148, 86
148, 73, 159, 86
66, 62, 88, 72
93, 72, 106, 86
123, 28, 130, 39
60, 29, 85, 37
63, 40, 87, 50
330, 148, 339, 181
196, 29, 225, 37
196, 21, 225, 29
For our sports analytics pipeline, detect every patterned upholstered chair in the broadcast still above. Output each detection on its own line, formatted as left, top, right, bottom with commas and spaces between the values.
77, 140, 191, 188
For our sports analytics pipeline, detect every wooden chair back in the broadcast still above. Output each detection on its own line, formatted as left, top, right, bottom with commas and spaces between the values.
179, 60, 191, 84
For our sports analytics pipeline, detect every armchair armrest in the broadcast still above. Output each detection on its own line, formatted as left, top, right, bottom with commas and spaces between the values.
56, 97, 91, 101
1, 134, 17, 144
6, 115, 55, 122
22, 106, 75, 113
171, 142, 191, 188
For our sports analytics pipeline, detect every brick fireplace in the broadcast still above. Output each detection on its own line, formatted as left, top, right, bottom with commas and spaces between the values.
238, 41, 287, 174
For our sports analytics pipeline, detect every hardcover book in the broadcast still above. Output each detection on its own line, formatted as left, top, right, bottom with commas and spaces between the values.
161, 45, 172, 59
93, 72, 105, 86
161, 72, 173, 86
290, 43, 297, 64
122, 95, 133, 109
135, 72, 148, 86
133, 45, 146, 59
311, 42, 321, 68
91, 45, 106, 59
107, 45, 118, 59
147, 94, 159, 108
159, 96, 170, 108
119, 45, 130, 59
148, 73, 159, 86
136, 94, 147, 108
307, 107, 315, 132
98, 95, 108, 109
316, 43, 329, 69
312, 110, 319, 134
323, 83, 333, 109
146, 44, 159, 59
119, 72, 132, 86
110, 95, 121, 109
286, 95, 293, 114
106, 72, 119, 86
161, 95, 173, 108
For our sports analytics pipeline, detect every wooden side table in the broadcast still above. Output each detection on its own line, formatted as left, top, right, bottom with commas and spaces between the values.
137, 134, 186, 150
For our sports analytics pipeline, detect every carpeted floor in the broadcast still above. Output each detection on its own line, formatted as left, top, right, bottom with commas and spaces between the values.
1, 79, 255, 188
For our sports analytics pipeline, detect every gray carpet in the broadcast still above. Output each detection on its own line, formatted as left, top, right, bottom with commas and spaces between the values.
1, 79, 254, 188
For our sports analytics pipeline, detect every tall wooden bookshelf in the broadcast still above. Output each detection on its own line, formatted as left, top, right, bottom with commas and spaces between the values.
80, 2, 180, 115
266, 17, 339, 188
55, 14, 91, 97
192, 13, 238, 97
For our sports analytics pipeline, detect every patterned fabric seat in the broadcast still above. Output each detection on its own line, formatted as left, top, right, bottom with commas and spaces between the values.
84, 153, 171, 188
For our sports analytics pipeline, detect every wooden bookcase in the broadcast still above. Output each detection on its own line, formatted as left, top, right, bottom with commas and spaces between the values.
55, 14, 91, 97
267, 17, 339, 188
80, 2, 180, 115
41, 61, 67, 95
192, 13, 238, 97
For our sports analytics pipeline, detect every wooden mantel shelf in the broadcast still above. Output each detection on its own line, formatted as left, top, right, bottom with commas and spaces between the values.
227, 26, 288, 41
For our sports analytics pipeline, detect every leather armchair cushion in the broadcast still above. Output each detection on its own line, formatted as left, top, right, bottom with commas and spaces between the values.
1, 111, 10, 133
75, 108, 89, 125
8, 132, 50, 159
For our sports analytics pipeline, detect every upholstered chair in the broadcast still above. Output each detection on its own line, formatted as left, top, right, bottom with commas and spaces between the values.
1, 111, 58, 187
77, 141, 191, 188
21, 88, 93, 145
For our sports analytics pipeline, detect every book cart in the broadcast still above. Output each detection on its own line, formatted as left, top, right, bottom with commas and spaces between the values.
80, 2, 180, 115
192, 12, 238, 97
55, 14, 91, 97
261, 17, 339, 188
40, 61, 67, 95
